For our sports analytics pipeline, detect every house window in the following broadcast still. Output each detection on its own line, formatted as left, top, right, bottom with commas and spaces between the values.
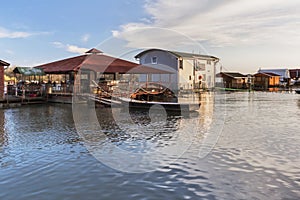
179, 59, 183, 69
207, 60, 211, 65
151, 56, 157, 64
195, 62, 205, 71
189, 75, 192, 80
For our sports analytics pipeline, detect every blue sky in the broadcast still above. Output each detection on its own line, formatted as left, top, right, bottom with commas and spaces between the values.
1, 0, 300, 73
0, 0, 146, 65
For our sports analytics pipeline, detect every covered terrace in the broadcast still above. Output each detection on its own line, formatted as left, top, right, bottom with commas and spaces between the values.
34, 48, 172, 96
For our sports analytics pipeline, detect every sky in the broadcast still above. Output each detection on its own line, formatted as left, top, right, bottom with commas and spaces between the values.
1, 0, 300, 74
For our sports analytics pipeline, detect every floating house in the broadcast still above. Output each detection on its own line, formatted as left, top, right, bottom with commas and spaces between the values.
134, 49, 219, 92
0, 60, 10, 100
289, 69, 300, 85
289, 69, 300, 80
253, 72, 280, 90
258, 68, 290, 85
216, 72, 248, 89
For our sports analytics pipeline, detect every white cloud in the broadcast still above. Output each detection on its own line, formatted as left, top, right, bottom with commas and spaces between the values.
81, 34, 90, 42
0, 27, 33, 38
0, 26, 50, 38
52, 41, 88, 54
66, 45, 89, 54
52, 41, 64, 48
112, 0, 300, 48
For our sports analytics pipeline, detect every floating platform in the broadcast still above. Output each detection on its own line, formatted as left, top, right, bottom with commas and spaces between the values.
0, 95, 47, 108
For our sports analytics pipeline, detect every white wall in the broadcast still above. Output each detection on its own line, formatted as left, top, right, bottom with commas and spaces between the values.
178, 59, 194, 90
179, 58, 216, 89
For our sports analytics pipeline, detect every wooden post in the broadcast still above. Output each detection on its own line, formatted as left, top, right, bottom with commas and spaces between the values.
0, 66, 4, 100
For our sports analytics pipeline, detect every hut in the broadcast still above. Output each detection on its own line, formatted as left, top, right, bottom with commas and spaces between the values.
216, 72, 247, 89
0, 60, 10, 100
253, 72, 280, 90
258, 68, 290, 86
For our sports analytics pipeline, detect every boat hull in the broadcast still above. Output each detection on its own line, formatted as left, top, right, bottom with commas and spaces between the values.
117, 97, 200, 115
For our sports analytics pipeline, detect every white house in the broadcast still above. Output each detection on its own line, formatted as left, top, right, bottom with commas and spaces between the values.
134, 49, 219, 92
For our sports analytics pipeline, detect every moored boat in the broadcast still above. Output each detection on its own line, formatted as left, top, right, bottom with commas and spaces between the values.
117, 97, 200, 113
117, 83, 200, 113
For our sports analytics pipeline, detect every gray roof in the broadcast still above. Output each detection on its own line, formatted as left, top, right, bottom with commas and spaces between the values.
217, 72, 247, 78
254, 72, 281, 77
169, 50, 219, 60
135, 48, 219, 60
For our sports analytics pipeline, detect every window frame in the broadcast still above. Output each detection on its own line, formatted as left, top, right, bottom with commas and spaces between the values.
151, 56, 158, 64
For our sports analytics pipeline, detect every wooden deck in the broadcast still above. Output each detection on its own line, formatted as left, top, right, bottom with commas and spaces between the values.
0, 95, 47, 108
47, 93, 73, 104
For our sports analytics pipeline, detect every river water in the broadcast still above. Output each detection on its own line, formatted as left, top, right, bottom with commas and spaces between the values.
0, 92, 299, 200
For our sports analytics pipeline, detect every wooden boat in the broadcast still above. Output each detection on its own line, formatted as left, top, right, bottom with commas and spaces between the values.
117, 83, 200, 113
130, 82, 178, 102
88, 82, 200, 113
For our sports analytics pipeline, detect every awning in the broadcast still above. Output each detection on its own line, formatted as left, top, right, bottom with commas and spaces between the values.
13, 67, 45, 76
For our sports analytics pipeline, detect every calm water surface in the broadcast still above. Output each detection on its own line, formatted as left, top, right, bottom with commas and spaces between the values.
0, 92, 299, 200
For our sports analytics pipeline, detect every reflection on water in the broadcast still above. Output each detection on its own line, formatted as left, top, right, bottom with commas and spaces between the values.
73, 97, 210, 172
97, 108, 182, 146
0, 110, 5, 146
0, 93, 300, 199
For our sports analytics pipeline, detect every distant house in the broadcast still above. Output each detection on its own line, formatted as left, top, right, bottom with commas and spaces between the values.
216, 72, 247, 89
258, 69, 290, 85
289, 69, 300, 80
0, 60, 10, 100
135, 48, 219, 92
253, 72, 280, 90
289, 69, 300, 85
